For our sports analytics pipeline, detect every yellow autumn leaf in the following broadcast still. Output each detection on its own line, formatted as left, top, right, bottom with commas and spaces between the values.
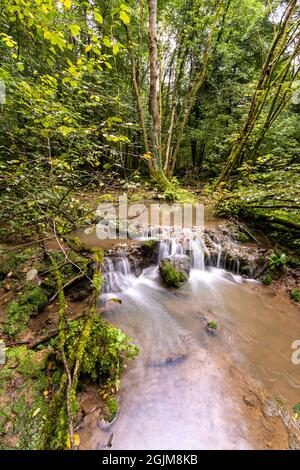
32, 408, 41, 418
64, 0, 72, 10
66, 433, 80, 448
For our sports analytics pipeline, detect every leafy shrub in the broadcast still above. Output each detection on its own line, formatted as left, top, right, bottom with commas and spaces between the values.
262, 272, 274, 285
107, 397, 118, 421
268, 253, 287, 270
290, 289, 300, 302
56, 316, 139, 389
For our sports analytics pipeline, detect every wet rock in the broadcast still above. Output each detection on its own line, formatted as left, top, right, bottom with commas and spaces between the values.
149, 352, 188, 368
206, 320, 218, 336
243, 395, 257, 408
289, 432, 300, 450
159, 254, 190, 288
140, 240, 159, 267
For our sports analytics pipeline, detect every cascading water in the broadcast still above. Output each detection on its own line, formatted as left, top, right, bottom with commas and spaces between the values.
80, 226, 300, 450
102, 230, 228, 294
102, 256, 133, 293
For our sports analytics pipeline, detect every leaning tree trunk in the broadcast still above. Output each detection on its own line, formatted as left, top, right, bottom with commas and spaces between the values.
215, 0, 299, 188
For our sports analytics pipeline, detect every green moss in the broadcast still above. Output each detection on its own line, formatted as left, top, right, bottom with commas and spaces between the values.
207, 320, 218, 330
294, 403, 300, 414
4, 301, 31, 336
143, 239, 157, 249
0, 249, 34, 281
4, 285, 49, 336
0, 346, 50, 449
238, 232, 250, 243
290, 289, 300, 302
40, 276, 56, 296
107, 397, 118, 422
262, 272, 274, 285
21, 286, 48, 314
17, 348, 51, 378
159, 260, 185, 288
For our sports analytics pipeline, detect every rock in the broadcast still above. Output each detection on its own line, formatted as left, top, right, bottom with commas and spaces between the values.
26, 268, 38, 282
289, 432, 300, 450
149, 352, 188, 368
243, 395, 257, 407
159, 254, 190, 287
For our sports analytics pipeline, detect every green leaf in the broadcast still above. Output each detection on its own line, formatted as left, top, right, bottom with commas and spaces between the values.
69, 24, 81, 36
120, 3, 130, 12
119, 10, 130, 25
64, 0, 72, 10
44, 31, 52, 40
94, 11, 103, 24
112, 43, 120, 55
107, 298, 122, 304
103, 37, 111, 48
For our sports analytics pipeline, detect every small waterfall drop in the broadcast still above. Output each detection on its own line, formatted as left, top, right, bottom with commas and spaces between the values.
102, 256, 132, 293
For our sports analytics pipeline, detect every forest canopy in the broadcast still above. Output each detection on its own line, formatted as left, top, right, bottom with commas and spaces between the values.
0, 0, 299, 245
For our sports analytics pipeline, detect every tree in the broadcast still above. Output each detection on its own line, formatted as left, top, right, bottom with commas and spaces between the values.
216, 0, 300, 187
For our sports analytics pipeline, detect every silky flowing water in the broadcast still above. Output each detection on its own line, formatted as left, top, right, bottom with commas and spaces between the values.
77, 211, 300, 450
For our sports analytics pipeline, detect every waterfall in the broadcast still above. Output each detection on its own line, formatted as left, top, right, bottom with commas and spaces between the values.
102, 256, 132, 293
101, 229, 246, 294
158, 233, 210, 271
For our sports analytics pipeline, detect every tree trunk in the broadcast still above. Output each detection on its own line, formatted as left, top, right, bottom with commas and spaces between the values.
148, 0, 162, 171
215, 0, 298, 188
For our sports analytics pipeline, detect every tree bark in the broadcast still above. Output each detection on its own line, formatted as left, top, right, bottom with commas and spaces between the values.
215, 0, 299, 187
148, 0, 161, 171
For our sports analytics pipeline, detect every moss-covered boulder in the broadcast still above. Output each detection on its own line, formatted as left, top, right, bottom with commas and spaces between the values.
4, 284, 49, 336
159, 255, 190, 288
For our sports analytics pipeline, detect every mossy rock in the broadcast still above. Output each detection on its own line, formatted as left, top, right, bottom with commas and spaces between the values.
159, 255, 190, 288
0, 250, 34, 281
16, 348, 51, 378
3, 301, 31, 336
4, 285, 49, 336
238, 232, 250, 243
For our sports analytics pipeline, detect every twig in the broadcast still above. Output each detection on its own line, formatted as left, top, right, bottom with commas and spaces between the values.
52, 220, 93, 285
49, 273, 85, 303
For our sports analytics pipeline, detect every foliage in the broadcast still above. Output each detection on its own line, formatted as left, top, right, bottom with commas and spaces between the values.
290, 289, 300, 302
4, 285, 49, 336
216, 159, 300, 254
268, 253, 287, 271
62, 316, 138, 385
159, 260, 186, 288
262, 272, 274, 286
207, 320, 218, 330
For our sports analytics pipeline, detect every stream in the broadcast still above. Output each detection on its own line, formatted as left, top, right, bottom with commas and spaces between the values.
77, 216, 300, 450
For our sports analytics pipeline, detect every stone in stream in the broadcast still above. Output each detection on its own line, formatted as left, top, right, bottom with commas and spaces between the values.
159, 254, 190, 288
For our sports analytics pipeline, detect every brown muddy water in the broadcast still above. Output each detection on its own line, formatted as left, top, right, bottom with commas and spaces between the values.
79, 266, 300, 450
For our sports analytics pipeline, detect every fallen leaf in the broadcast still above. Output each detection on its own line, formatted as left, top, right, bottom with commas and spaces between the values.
107, 298, 122, 304
32, 408, 41, 418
